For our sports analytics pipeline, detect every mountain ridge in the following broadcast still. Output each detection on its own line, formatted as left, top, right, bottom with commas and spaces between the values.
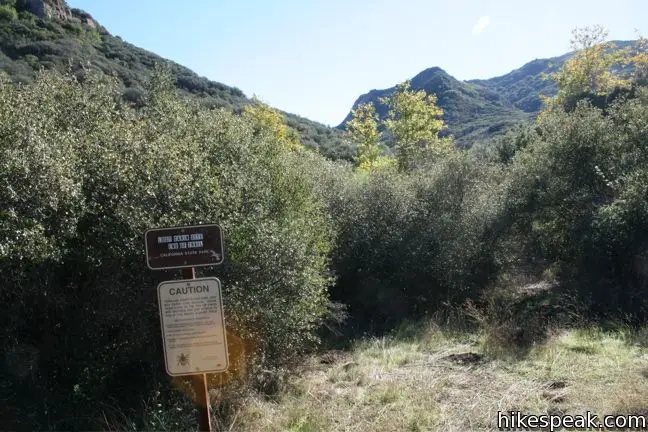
338, 41, 635, 147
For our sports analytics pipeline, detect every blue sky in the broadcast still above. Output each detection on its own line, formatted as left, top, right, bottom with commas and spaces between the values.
68, 0, 646, 126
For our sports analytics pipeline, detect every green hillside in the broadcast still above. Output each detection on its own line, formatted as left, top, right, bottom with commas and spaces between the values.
0, 1, 354, 160
468, 56, 567, 113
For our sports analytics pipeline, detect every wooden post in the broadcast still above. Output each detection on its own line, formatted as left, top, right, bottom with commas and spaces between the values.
182, 267, 212, 432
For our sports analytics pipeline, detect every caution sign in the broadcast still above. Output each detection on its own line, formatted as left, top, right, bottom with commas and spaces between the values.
145, 224, 224, 270
157, 277, 229, 376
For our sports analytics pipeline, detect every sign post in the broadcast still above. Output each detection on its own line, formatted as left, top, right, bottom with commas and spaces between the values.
145, 224, 227, 432
183, 268, 213, 432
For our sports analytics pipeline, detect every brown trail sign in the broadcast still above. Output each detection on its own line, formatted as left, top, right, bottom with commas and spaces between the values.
145, 224, 224, 270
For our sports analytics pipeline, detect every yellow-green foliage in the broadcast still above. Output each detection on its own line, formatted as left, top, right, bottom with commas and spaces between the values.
381, 80, 453, 171
357, 155, 397, 173
346, 80, 454, 173
0, 5, 17, 20
347, 102, 385, 169
543, 25, 648, 113
243, 96, 304, 152
556, 26, 630, 95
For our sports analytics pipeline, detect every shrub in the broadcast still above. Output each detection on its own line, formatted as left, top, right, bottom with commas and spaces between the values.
504, 88, 648, 320
329, 153, 507, 330
0, 5, 17, 20
0, 68, 335, 429
121, 86, 145, 107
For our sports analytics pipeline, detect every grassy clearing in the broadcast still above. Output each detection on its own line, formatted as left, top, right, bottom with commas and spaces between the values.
228, 322, 648, 431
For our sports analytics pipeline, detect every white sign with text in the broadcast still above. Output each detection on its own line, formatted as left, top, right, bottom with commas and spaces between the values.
157, 277, 229, 376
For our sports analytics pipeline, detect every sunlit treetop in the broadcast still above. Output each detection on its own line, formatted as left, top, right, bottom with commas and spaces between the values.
242, 96, 303, 152
543, 25, 648, 112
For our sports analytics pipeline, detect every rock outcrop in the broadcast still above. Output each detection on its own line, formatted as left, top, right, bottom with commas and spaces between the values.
18, 0, 72, 20
16, 0, 102, 30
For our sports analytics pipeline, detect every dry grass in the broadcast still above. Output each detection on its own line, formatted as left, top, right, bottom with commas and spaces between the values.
228, 322, 648, 432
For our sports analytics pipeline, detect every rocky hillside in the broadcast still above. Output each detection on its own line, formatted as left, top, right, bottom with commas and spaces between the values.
16, 0, 72, 20
0, 0, 353, 160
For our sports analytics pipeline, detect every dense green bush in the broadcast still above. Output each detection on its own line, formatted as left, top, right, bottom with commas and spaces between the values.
469, 124, 537, 165
0, 68, 335, 430
0, 5, 17, 21
329, 153, 506, 330
504, 87, 648, 319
